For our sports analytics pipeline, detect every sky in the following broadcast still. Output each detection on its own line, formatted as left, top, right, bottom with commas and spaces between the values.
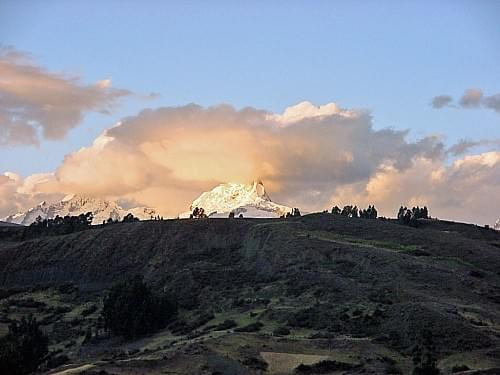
0, 0, 499, 224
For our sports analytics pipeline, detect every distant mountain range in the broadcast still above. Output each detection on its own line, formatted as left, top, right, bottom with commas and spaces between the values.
180, 181, 292, 218
2, 195, 157, 225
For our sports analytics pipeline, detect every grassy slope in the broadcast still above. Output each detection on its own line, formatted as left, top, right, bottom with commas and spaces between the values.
0, 214, 499, 374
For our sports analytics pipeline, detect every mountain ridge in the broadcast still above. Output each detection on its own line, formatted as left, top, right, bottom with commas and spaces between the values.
2, 194, 158, 225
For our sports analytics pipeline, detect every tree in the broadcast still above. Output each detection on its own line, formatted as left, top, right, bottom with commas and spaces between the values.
331, 206, 341, 215
122, 213, 139, 222
102, 276, 177, 339
228, 212, 235, 218
190, 207, 207, 219
412, 330, 440, 375
360, 205, 378, 219
27, 212, 93, 236
340, 205, 358, 218
397, 206, 430, 227
0, 315, 49, 375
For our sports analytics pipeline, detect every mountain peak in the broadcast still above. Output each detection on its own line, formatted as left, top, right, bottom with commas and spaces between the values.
3, 195, 158, 225
181, 181, 291, 218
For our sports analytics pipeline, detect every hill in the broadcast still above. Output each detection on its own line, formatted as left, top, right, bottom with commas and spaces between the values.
0, 214, 499, 374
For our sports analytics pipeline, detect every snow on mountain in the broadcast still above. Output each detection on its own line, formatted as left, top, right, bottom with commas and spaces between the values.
3, 195, 158, 225
495, 218, 500, 231
180, 181, 292, 218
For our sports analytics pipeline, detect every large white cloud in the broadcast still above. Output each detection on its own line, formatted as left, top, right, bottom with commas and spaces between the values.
0, 46, 130, 145
329, 151, 500, 225
1, 101, 498, 225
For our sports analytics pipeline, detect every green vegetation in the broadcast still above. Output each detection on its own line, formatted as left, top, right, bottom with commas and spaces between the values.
307, 230, 420, 252
0, 315, 48, 375
411, 330, 440, 375
0, 212, 499, 374
26, 212, 93, 236
102, 276, 177, 339
295, 359, 357, 373
398, 206, 429, 227
190, 206, 208, 218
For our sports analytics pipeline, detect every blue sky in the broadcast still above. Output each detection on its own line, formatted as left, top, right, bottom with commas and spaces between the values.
1, 0, 499, 175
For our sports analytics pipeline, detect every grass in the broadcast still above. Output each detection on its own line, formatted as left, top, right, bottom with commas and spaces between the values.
304, 230, 421, 252
431, 256, 477, 268
439, 350, 500, 373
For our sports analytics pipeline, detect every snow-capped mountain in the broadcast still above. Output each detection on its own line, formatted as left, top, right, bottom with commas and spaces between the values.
495, 218, 500, 231
180, 181, 292, 218
3, 195, 158, 225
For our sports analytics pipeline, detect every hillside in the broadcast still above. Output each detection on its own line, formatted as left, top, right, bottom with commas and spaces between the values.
1, 214, 500, 374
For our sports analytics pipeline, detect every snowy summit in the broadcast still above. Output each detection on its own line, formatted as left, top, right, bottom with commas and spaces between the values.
180, 181, 292, 218
3, 195, 157, 225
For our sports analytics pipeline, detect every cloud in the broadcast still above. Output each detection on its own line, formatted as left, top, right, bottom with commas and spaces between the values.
1, 101, 498, 225
483, 93, 500, 113
447, 138, 500, 156
432, 88, 500, 115
0, 46, 130, 145
431, 95, 453, 108
329, 151, 500, 226
458, 88, 483, 108
0, 172, 62, 218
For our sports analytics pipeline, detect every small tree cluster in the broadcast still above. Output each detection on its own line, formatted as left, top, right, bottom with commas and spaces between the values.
287, 208, 301, 218
190, 207, 208, 219
102, 276, 177, 339
411, 330, 440, 375
27, 212, 93, 236
341, 205, 359, 218
0, 315, 49, 375
331, 206, 341, 215
359, 205, 378, 219
398, 206, 429, 226
150, 215, 164, 220
122, 213, 140, 222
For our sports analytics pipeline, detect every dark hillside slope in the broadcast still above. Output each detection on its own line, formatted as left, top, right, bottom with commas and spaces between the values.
1, 214, 500, 373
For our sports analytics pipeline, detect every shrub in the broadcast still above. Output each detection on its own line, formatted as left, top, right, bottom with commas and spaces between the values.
273, 326, 290, 336
295, 360, 356, 374
411, 330, 440, 375
102, 276, 177, 339
215, 319, 237, 330
0, 315, 49, 375
46, 354, 69, 369
122, 213, 139, 222
242, 356, 268, 371
81, 304, 98, 317
451, 365, 470, 373
234, 322, 263, 332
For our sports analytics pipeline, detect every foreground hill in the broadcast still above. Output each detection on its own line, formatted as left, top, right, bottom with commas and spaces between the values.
0, 214, 500, 374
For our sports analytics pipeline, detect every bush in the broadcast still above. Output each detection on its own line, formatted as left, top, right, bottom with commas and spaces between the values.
46, 354, 69, 369
273, 326, 290, 336
295, 360, 356, 374
411, 330, 440, 375
81, 304, 98, 317
242, 356, 268, 371
451, 365, 470, 373
234, 322, 263, 332
214, 319, 237, 330
0, 315, 49, 375
102, 276, 177, 339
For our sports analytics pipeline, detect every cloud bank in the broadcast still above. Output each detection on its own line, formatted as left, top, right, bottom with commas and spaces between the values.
2, 101, 499, 225
0, 46, 130, 145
